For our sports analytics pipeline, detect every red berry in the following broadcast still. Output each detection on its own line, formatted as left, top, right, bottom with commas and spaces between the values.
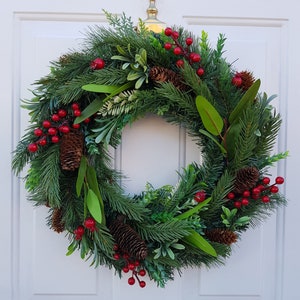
48, 127, 57, 135
73, 109, 81, 117
74, 225, 85, 236
84, 217, 96, 231
171, 31, 179, 39
134, 260, 140, 267
113, 244, 119, 251
123, 253, 130, 260
275, 176, 284, 184
164, 42, 172, 50
232, 76, 242, 87
164, 27, 173, 36
270, 186, 279, 193
241, 198, 249, 206
51, 136, 60, 143
113, 253, 120, 260
173, 47, 182, 55
176, 59, 184, 68
139, 281, 146, 288
58, 109, 67, 118
252, 193, 260, 200
84, 118, 91, 124
262, 177, 270, 185
227, 192, 235, 200
51, 114, 60, 122
128, 277, 135, 285
42, 120, 52, 128
138, 269, 146, 276
185, 37, 193, 46
90, 58, 105, 70
128, 263, 135, 271
234, 201, 242, 208
71, 103, 80, 110
194, 190, 206, 202
252, 187, 261, 195
59, 125, 70, 134
190, 52, 201, 63
72, 123, 80, 129
242, 190, 250, 197
122, 266, 129, 273
196, 67, 205, 76
28, 143, 38, 152
262, 195, 270, 203
34, 128, 43, 137
38, 137, 47, 146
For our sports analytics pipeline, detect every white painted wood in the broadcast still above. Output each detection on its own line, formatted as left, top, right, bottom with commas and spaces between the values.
1, 1, 299, 299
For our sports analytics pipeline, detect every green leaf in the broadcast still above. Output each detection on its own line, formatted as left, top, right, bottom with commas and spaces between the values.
76, 156, 87, 196
135, 76, 146, 89
82, 84, 122, 93
116, 45, 127, 55
199, 129, 227, 154
127, 71, 142, 81
86, 188, 102, 224
223, 122, 242, 158
66, 242, 77, 256
229, 79, 261, 124
176, 197, 211, 220
183, 230, 217, 257
196, 95, 224, 136
111, 55, 131, 62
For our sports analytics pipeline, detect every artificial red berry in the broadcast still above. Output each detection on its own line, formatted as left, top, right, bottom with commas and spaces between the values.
252, 187, 261, 195
28, 143, 38, 152
227, 192, 235, 200
59, 125, 70, 134
164, 42, 172, 50
72, 123, 80, 129
84, 118, 91, 124
113, 244, 119, 251
51, 136, 60, 143
171, 31, 179, 39
138, 269, 146, 276
232, 76, 242, 87
262, 177, 270, 185
185, 37, 193, 46
252, 194, 260, 200
74, 225, 85, 239
84, 217, 96, 231
113, 253, 120, 260
123, 253, 130, 260
34, 128, 43, 137
122, 266, 129, 273
270, 186, 279, 193
128, 263, 135, 271
164, 27, 173, 36
261, 195, 270, 203
176, 59, 184, 68
90, 58, 105, 70
241, 198, 249, 206
38, 137, 47, 146
173, 47, 182, 55
128, 277, 135, 285
234, 201, 242, 208
139, 281, 146, 288
196, 67, 205, 76
42, 120, 52, 128
48, 127, 57, 135
242, 190, 251, 197
73, 109, 81, 117
275, 176, 284, 184
194, 190, 206, 202
190, 52, 201, 63
134, 260, 140, 267
58, 109, 67, 118
51, 114, 60, 122
71, 103, 80, 110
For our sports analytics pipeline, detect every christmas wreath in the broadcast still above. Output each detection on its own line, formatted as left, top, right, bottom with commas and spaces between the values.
12, 12, 288, 288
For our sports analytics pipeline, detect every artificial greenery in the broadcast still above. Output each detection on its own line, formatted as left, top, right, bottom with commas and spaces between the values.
12, 12, 287, 288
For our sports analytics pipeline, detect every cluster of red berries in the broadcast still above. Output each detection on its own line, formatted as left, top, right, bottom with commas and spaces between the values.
27, 103, 89, 153
194, 190, 206, 203
113, 245, 147, 288
74, 217, 97, 240
163, 27, 205, 76
227, 176, 285, 208
90, 58, 105, 70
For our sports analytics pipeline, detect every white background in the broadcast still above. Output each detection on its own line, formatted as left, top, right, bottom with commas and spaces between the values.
1, 1, 299, 299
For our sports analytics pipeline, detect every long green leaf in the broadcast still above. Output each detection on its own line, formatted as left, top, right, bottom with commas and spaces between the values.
76, 156, 87, 196
86, 188, 102, 224
183, 230, 217, 257
199, 129, 227, 154
196, 95, 224, 136
82, 84, 122, 93
229, 79, 261, 124
176, 197, 211, 220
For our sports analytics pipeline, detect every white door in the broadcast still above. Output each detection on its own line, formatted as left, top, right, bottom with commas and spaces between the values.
1, 1, 299, 299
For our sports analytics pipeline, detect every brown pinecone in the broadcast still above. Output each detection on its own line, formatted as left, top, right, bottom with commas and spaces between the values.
51, 208, 65, 233
149, 66, 187, 90
238, 70, 255, 91
60, 130, 84, 171
109, 219, 148, 260
205, 228, 238, 245
233, 166, 260, 194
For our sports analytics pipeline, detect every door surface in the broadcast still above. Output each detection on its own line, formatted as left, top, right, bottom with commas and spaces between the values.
1, 1, 299, 299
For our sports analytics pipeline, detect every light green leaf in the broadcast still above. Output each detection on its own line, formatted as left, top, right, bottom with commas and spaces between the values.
135, 76, 146, 89
229, 79, 261, 124
171, 243, 185, 250
127, 71, 142, 81
86, 188, 102, 224
82, 84, 121, 93
199, 129, 227, 154
76, 156, 87, 196
183, 230, 217, 257
166, 248, 175, 260
196, 95, 224, 136
116, 45, 127, 56
111, 55, 131, 62
66, 242, 77, 256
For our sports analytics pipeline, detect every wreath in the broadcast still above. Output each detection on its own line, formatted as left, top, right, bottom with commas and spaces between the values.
12, 12, 288, 288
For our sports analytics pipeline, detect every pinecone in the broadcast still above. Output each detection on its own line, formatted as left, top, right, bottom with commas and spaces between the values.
60, 130, 84, 171
205, 228, 238, 245
149, 66, 187, 90
51, 208, 65, 233
109, 219, 148, 260
233, 166, 260, 194
238, 70, 255, 91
